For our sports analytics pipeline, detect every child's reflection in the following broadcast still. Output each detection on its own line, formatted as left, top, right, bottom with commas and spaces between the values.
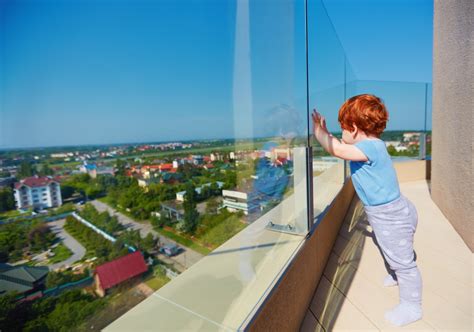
238, 104, 302, 282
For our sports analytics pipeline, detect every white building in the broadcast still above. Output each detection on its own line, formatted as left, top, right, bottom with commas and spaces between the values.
403, 132, 421, 142
14, 176, 62, 210
222, 189, 259, 215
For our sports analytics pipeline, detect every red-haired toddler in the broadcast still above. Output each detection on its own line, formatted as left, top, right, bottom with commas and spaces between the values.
312, 94, 422, 327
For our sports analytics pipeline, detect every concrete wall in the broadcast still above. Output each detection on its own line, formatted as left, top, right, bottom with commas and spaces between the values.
432, 0, 473, 251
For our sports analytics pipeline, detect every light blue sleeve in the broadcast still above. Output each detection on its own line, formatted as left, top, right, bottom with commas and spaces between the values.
354, 140, 378, 162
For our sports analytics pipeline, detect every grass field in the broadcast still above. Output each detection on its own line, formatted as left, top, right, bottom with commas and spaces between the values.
76, 286, 147, 331
48, 243, 73, 264
0, 209, 30, 220
144, 267, 171, 291
155, 227, 211, 255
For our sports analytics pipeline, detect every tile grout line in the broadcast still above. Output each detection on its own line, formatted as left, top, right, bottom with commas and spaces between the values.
327, 248, 441, 331
322, 252, 385, 331
336, 221, 474, 317
308, 307, 327, 332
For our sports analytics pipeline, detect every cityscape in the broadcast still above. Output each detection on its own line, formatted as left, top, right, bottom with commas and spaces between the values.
0, 130, 429, 330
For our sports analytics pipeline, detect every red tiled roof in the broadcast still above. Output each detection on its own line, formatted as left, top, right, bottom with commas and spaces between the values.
160, 163, 173, 169
15, 176, 58, 189
95, 251, 148, 290
142, 165, 161, 170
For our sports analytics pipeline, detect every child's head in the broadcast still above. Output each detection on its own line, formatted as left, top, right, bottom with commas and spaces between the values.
338, 94, 388, 139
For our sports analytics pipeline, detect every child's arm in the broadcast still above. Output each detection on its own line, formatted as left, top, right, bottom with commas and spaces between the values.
312, 110, 368, 162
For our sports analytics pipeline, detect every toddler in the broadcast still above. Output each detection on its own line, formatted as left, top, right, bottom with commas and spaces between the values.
312, 94, 422, 327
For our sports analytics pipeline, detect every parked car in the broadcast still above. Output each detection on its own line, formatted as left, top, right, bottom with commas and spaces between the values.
159, 243, 180, 257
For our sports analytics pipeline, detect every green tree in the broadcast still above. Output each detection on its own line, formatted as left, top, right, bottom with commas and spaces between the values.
115, 159, 127, 176
209, 181, 220, 195
0, 188, 15, 212
200, 185, 211, 201
38, 163, 54, 176
0, 292, 22, 331
205, 197, 220, 214
0, 171, 11, 178
183, 182, 199, 234
143, 233, 156, 251
17, 161, 35, 179
60, 185, 75, 200
386, 145, 398, 156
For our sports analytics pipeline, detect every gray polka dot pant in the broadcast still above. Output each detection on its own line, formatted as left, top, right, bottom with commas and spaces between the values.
364, 195, 423, 306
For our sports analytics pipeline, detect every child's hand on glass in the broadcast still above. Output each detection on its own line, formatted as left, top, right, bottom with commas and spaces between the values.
312, 109, 328, 133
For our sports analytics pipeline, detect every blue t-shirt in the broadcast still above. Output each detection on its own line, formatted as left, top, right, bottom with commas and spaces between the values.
350, 138, 400, 206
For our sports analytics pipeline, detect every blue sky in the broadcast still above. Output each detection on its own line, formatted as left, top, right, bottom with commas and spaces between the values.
0, 0, 433, 149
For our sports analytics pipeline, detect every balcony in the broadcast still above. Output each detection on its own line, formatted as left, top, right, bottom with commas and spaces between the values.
301, 167, 472, 331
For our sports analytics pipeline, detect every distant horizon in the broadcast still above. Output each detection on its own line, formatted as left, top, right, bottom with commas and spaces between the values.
0, 129, 432, 152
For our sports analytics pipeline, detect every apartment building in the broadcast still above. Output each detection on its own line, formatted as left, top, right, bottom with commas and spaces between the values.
13, 175, 62, 210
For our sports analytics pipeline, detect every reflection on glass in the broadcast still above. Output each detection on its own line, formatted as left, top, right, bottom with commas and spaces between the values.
308, 0, 350, 219
1, 0, 311, 330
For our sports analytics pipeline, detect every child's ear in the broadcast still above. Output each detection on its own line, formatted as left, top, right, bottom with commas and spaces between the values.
351, 123, 358, 137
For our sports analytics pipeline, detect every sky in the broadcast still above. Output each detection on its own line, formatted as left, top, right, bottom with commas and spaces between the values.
0, 0, 433, 149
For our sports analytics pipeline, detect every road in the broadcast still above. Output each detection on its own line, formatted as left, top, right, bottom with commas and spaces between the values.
89, 200, 204, 270
48, 218, 86, 271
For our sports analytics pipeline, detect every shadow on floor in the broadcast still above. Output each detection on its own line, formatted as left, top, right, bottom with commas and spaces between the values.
303, 196, 377, 331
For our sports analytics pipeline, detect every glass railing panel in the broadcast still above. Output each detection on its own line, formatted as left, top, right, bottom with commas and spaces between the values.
308, 0, 348, 220
0, 0, 311, 330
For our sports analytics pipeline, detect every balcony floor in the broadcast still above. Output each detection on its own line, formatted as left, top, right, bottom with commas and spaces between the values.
301, 180, 473, 331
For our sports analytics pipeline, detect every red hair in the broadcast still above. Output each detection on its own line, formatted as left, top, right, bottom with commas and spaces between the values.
338, 94, 388, 137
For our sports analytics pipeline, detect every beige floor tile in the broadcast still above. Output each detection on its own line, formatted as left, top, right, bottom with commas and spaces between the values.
415, 259, 473, 317
333, 235, 472, 316
323, 251, 434, 331
310, 276, 378, 331
415, 248, 472, 287
422, 290, 473, 331
300, 311, 325, 332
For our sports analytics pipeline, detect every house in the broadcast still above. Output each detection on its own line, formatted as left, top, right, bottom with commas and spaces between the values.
94, 251, 148, 297
159, 201, 184, 221
0, 176, 15, 189
79, 162, 115, 179
140, 163, 177, 179
0, 263, 49, 300
191, 155, 204, 165
137, 177, 160, 189
160, 172, 182, 184
13, 175, 62, 210
175, 181, 224, 202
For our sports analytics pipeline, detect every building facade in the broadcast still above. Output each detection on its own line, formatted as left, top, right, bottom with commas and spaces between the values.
13, 176, 62, 210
